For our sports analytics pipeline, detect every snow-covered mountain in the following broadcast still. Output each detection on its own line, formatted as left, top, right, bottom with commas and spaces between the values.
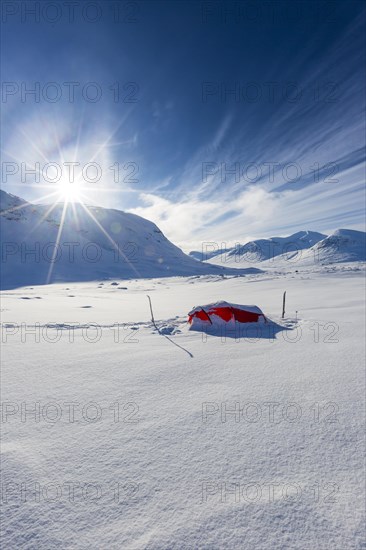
198, 229, 365, 268
0, 190, 259, 289
189, 247, 231, 262
279, 229, 366, 266
194, 230, 326, 264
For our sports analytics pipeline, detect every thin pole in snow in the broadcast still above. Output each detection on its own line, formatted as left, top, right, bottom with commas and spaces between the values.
282, 291, 286, 319
146, 295, 193, 358
147, 295, 157, 329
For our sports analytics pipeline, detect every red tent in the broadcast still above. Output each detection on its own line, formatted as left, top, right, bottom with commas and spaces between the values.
188, 301, 266, 326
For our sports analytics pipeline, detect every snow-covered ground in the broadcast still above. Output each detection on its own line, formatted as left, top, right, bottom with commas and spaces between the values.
1, 264, 365, 549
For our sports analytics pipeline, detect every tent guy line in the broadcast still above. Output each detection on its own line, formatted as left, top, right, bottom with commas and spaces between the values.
147, 295, 194, 358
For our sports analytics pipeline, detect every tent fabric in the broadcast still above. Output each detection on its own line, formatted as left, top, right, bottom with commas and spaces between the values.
188, 301, 266, 325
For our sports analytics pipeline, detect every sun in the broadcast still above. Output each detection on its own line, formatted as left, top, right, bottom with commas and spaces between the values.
57, 179, 82, 203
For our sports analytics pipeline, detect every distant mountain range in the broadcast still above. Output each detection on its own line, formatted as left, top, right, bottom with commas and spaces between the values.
190, 231, 326, 262
0, 190, 259, 289
1, 190, 364, 289
189, 247, 232, 262
194, 229, 366, 267
283, 228, 366, 266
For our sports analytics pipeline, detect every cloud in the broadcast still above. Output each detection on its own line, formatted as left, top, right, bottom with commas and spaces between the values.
129, 186, 280, 249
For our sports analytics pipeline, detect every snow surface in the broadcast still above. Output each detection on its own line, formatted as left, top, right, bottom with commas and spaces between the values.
1, 264, 365, 549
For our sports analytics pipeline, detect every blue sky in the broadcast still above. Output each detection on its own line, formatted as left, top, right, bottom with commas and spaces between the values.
1, 0, 365, 249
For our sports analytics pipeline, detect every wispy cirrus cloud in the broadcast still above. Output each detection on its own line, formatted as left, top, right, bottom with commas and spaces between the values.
1, 2, 364, 250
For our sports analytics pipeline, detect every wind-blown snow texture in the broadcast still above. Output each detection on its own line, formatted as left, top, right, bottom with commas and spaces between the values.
1, 266, 365, 549
0, 190, 259, 289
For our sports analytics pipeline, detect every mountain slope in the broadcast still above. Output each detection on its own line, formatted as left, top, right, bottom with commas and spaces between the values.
202, 230, 327, 266
251, 228, 366, 269
283, 229, 366, 266
189, 247, 231, 262
0, 190, 260, 289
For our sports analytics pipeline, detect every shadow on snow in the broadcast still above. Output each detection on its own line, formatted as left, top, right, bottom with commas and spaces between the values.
189, 320, 291, 340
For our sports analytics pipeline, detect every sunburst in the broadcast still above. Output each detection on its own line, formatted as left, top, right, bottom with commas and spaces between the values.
1, 108, 141, 283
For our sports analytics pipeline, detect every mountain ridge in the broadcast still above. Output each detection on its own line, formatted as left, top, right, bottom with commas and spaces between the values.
190, 230, 327, 263
0, 190, 260, 289
203, 228, 366, 267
